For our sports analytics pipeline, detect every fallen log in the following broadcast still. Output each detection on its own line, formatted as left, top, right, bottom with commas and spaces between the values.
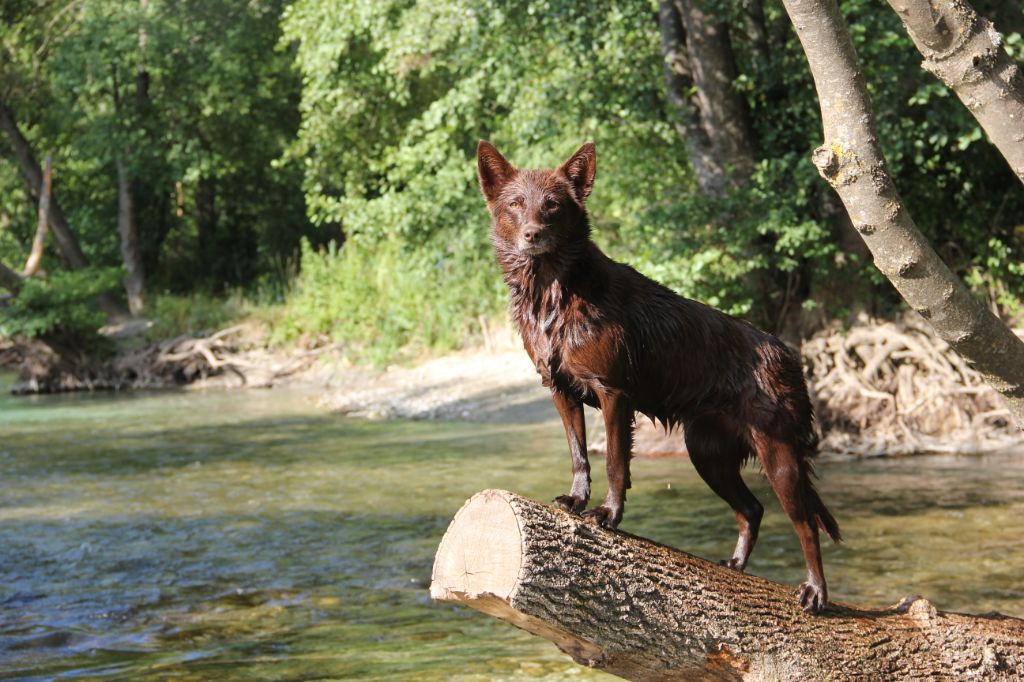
431, 489, 1024, 681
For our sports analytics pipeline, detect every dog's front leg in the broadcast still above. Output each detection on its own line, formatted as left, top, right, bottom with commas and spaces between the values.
551, 389, 590, 513
582, 391, 632, 529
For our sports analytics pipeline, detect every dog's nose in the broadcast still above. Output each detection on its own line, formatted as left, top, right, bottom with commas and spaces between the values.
522, 224, 541, 243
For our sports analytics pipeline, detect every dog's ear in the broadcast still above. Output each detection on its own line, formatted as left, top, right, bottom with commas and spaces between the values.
477, 141, 516, 203
559, 142, 596, 202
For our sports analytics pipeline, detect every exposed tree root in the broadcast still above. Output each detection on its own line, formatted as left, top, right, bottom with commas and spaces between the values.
804, 314, 1024, 456
6, 324, 335, 394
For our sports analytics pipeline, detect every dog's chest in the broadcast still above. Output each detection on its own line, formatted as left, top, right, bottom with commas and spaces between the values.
520, 293, 596, 393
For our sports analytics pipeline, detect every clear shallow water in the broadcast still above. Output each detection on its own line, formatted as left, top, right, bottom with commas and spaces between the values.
1, 377, 1023, 680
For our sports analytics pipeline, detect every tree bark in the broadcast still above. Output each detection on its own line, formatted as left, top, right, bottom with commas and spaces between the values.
885, 0, 1024, 186
780, 0, 1024, 428
116, 158, 145, 314
432, 489, 1024, 681
112, 46, 147, 315
657, 0, 727, 195
0, 98, 88, 271
22, 153, 52, 278
743, 0, 771, 62
675, 0, 757, 188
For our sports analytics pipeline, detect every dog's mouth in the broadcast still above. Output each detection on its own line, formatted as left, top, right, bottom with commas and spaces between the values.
518, 239, 552, 257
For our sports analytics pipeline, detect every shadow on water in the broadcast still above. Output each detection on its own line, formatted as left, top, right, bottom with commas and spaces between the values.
2, 383, 1024, 679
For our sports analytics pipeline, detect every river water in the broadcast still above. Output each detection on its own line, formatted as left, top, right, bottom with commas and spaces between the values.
2, 379, 1023, 680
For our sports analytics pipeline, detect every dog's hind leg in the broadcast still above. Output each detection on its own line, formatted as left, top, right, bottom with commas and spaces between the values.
684, 414, 763, 572
750, 426, 828, 614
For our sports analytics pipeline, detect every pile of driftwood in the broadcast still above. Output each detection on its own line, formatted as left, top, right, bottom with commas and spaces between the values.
113, 324, 253, 388
116, 325, 334, 388
804, 314, 1023, 456
7, 324, 332, 394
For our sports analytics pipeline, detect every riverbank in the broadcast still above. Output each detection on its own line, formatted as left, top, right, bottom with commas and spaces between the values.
3, 313, 1022, 458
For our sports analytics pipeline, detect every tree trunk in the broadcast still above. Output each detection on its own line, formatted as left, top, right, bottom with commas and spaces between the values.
21, 153, 51, 278
432, 489, 1024, 681
743, 0, 771, 62
779, 0, 1024, 428
657, 0, 727, 195
885, 0, 1024, 186
0, 98, 88, 271
675, 0, 757, 188
117, 158, 145, 314
112, 42, 148, 315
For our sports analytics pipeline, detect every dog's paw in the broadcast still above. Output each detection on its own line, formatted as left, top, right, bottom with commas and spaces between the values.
794, 581, 827, 614
552, 495, 587, 514
718, 557, 747, 572
581, 505, 622, 529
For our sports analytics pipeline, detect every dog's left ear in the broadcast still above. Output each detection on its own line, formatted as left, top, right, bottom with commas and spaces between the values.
559, 142, 596, 202
477, 140, 516, 203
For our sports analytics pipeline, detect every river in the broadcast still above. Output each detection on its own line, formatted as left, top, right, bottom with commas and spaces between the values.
2, 379, 1023, 679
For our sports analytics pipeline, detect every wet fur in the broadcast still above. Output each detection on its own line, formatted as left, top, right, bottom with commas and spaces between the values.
477, 140, 840, 614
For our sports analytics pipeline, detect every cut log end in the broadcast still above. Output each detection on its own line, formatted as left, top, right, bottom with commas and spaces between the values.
430, 489, 523, 602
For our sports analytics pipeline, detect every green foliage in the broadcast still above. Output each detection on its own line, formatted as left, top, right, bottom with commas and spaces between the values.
280, 0, 743, 332
2, 0, 315, 291
2, 0, 1023, 363
279, 0, 847, 331
0, 268, 120, 344
964, 236, 1024, 316
0, 159, 34, 268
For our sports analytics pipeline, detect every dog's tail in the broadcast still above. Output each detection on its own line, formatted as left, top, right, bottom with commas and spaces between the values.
805, 480, 842, 543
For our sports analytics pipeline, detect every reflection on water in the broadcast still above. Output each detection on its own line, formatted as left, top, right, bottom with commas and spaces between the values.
1, 378, 1023, 679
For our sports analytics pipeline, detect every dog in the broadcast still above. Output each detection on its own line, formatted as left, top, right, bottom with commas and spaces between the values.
476, 140, 840, 613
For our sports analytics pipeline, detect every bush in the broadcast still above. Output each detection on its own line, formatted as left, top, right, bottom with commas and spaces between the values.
273, 236, 505, 363
0, 267, 120, 350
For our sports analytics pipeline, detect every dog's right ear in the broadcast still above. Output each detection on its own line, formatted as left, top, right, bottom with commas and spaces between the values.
477, 140, 515, 203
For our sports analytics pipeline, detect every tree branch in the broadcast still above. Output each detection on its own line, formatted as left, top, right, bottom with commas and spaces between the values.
0, 96, 127, 319
886, 0, 1024, 186
780, 0, 1024, 428
21, 152, 51, 277
0, 96, 88, 270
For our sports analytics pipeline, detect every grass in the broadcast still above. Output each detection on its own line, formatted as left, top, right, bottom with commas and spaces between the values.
142, 237, 507, 366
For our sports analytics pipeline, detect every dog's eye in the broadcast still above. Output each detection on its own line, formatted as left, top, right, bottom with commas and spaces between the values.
508, 198, 522, 209
545, 200, 559, 212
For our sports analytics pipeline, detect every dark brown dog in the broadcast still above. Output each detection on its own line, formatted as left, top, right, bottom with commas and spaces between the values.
476, 140, 841, 613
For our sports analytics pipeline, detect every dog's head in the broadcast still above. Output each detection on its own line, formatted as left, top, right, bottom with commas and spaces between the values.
476, 141, 595, 258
